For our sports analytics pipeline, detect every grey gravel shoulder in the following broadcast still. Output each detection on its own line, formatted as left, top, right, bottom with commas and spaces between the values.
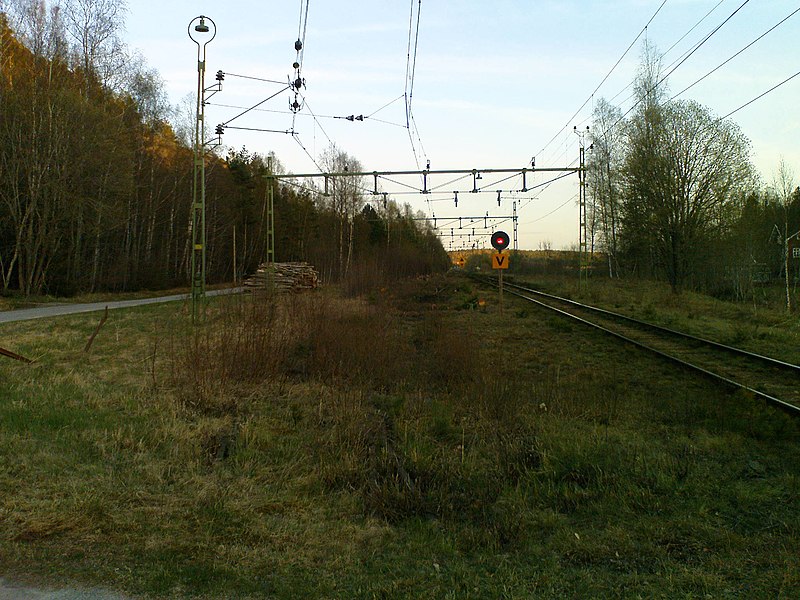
0, 578, 132, 599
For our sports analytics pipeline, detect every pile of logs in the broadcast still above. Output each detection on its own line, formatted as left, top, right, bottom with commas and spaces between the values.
244, 262, 319, 292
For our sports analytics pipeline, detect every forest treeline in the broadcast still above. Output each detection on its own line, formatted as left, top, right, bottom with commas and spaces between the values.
0, 2, 448, 297
586, 42, 800, 306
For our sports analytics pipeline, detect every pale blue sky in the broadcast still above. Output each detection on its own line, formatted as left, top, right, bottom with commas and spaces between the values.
125, 0, 800, 249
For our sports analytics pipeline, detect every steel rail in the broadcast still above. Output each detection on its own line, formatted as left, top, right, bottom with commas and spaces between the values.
503, 280, 800, 374
474, 276, 800, 418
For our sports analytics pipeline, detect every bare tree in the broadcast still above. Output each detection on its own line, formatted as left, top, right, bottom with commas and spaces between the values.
320, 144, 365, 279
588, 98, 623, 277
771, 159, 796, 312
62, 0, 128, 88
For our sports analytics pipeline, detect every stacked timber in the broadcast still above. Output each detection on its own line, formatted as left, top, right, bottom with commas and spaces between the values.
244, 262, 319, 292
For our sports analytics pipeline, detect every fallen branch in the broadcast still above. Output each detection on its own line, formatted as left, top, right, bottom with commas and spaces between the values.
0, 345, 33, 363
83, 306, 109, 353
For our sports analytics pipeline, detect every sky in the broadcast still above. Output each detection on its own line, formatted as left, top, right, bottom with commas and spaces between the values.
124, 0, 800, 250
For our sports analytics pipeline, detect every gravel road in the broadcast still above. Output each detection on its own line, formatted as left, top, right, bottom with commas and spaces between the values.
0, 288, 246, 324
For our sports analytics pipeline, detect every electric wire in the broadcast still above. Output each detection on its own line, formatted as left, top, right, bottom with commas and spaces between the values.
521, 193, 578, 226
404, 0, 415, 127
225, 125, 294, 135
409, 0, 422, 112
296, 93, 335, 148
527, 0, 669, 168
220, 86, 290, 127
292, 132, 325, 173
429, 173, 473, 192
536, 0, 736, 169
595, 0, 775, 142
671, 6, 800, 101
208, 101, 407, 128
596, 0, 730, 127
223, 72, 287, 85
719, 68, 800, 121
658, 0, 751, 91
297, 0, 310, 68
409, 111, 429, 162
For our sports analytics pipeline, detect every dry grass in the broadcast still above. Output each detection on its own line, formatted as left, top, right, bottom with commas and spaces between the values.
1, 276, 799, 598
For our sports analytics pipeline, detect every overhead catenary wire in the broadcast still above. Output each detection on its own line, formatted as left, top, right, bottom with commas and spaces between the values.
595, 0, 781, 143
521, 193, 579, 226
296, 0, 311, 69
527, 0, 669, 168
719, 68, 800, 121
671, 5, 800, 101
223, 72, 287, 86
535, 0, 746, 170
219, 86, 290, 128
592, 0, 726, 116
658, 0, 751, 92
208, 100, 407, 128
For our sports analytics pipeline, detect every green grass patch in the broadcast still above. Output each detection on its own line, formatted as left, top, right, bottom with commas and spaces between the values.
1, 275, 799, 598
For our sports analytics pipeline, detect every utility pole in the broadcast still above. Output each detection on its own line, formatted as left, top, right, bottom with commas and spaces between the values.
266, 156, 276, 266
189, 15, 216, 321
575, 126, 590, 288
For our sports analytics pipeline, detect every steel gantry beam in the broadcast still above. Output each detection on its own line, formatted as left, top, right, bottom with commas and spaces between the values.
272, 164, 581, 256
273, 166, 579, 196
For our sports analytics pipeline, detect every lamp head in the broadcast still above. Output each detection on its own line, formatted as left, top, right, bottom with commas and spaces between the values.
195, 17, 210, 33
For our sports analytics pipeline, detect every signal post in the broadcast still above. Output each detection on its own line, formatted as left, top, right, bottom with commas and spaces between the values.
491, 231, 510, 313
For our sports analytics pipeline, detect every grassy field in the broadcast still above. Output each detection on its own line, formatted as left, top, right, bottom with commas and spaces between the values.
1, 274, 799, 598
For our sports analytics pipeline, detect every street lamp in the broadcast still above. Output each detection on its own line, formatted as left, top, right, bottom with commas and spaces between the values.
188, 15, 216, 321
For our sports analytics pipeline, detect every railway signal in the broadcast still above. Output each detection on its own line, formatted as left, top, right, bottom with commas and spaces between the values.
491, 231, 510, 313
491, 231, 510, 251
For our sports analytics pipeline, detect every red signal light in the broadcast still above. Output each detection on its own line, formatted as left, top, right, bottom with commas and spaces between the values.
491, 231, 510, 251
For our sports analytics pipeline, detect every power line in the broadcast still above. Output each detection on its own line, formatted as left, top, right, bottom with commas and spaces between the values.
220, 86, 290, 127
367, 94, 406, 119
296, 0, 311, 69
658, 0, 751, 89
528, 0, 669, 168
671, 6, 800, 101
292, 133, 325, 173
409, 0, 422, 112
521, 194, 578, 226
596, 0, 755, 143
600, 0, 727, 112
720, 68, 800, 121
223, 72, 286, 85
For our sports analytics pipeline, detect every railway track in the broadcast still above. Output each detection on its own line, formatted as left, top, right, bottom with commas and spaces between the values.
476, 276, 800, 418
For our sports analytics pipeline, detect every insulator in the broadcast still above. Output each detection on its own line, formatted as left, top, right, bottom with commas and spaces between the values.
295, 39, 303, 51
215, 124, 224, 135
346, 115, 354, 121
294, 78, 303, 90
292, 99, 301, 111
293, 61, 300, 69
216, 70, 224, 81
355, 115, 364, 121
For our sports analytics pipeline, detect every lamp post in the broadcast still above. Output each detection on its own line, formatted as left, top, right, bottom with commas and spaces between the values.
188, 15, 216, 321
